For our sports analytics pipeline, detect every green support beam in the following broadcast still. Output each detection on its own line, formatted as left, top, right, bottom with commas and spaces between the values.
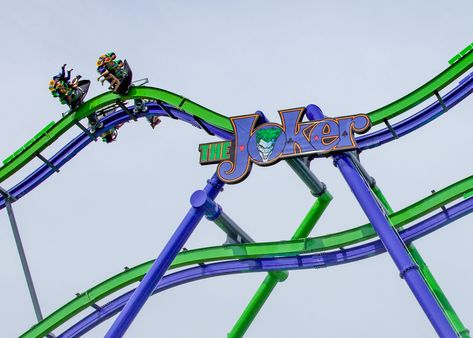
228, 191, 332, 338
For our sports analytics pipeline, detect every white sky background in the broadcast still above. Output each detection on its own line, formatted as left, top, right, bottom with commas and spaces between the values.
0, 1, 472, 337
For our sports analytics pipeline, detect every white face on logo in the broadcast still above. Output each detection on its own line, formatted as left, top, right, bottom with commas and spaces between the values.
257, 139, 275, 163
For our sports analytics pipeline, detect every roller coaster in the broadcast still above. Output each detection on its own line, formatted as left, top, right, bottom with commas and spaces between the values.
3, 44, 473, 337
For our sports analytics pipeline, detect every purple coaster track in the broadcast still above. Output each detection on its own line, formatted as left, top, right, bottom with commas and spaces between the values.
0, 71, 472, 212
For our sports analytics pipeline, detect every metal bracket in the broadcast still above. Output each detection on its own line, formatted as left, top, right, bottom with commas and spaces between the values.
434, 90, 448, 113
36, 154, 60, 173
285, 158, 326, 196
193, 116, 215, 136
197, 190, 253, 245
206, 179, 224, 193
91, 303, 102, 311
116, 101, 137, 121
383, 119, 398, 139
96, 103, 120, 117
431, 190, 448, 213
156, 101, 178, 119
0, 186, 16, 202
399, 264, 419, 279
133, 99, 148, 113
131, 78, 149, 86
213, 210, 253, 244
348, 152, 376, 188
224, 234, 243, 245
74, 121, 97, 141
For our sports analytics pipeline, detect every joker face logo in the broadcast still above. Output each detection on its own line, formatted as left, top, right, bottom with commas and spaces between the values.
203, 110, 371, 184
255, 127, 282, 163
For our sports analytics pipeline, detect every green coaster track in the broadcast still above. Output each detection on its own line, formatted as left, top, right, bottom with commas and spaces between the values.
2, 47, 471, 337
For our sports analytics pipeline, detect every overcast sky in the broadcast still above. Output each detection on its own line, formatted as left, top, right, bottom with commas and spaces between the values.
1, 1, 472, 337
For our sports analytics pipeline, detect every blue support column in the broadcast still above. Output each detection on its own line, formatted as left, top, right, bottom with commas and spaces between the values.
305, 103, 456, 336
105, 174, 224, 338
334, 154, 456, 337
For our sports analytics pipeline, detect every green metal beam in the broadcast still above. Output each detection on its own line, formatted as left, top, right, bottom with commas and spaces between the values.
367, 49, 473, 125
228, 191, 332, 338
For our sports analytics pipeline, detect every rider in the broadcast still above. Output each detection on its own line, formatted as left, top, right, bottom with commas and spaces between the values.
53, 64, 71, 83
48, 64, 83, 107
96, 52, 126, 91
100, 128, 119, 143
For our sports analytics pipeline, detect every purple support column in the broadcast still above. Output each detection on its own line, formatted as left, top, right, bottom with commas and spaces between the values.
334, 154, 456, 337
105, 174, 224, 338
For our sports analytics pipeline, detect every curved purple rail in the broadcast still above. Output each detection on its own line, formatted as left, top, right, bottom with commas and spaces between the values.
357, 71, 473, 149
0, 102, 231, 209
0, 73, 472, 212
58, 195, 473, 337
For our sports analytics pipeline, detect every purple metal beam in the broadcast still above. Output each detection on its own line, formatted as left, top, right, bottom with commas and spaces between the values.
334, 153, 456, 337
104, 174, 224, 338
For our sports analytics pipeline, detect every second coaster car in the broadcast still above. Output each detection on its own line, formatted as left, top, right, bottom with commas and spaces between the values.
96, 52, 133, 94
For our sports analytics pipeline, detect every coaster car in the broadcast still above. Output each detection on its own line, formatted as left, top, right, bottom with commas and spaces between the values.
69, 80, 91, 109
96, 53, 133, 95
115, 60, 132, 95
49, 64, 90, 111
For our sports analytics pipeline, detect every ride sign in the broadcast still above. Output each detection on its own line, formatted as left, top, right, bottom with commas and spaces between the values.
199, 107, 371, 184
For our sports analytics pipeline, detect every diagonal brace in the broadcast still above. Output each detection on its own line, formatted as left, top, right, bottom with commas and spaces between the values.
228, 158, 332, 337
0, 187, 44, 322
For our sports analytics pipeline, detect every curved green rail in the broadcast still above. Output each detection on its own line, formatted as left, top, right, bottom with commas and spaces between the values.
0, 87, 232, 183
3, 48, 473, 183
21, 174, 473, 337
368, 48, 473, 125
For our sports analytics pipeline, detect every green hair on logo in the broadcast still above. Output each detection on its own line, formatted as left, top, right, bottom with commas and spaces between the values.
256, 127, 282, 144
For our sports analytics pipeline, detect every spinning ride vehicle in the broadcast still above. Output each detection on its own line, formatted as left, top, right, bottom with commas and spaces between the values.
49, 64, 101, 134
48, 64, 90, 110
96, 52, 133, 94
48, 57, 156, 145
